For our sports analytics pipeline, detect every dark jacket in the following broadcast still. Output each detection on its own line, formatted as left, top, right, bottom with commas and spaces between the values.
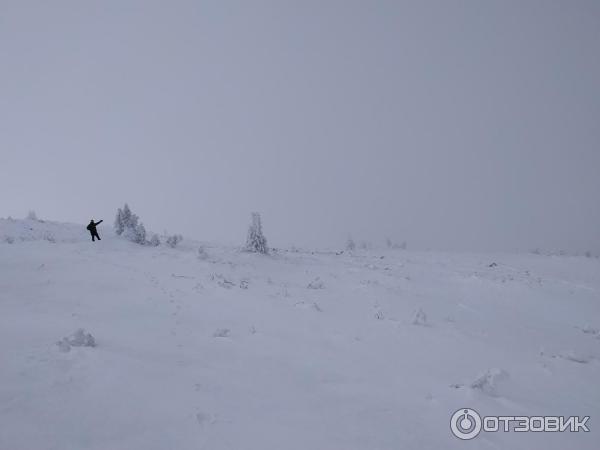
86, 220, 103, 232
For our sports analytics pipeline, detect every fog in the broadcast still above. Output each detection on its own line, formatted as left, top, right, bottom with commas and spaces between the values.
1, 1, 599, 252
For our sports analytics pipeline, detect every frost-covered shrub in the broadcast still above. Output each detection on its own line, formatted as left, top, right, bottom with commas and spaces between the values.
392, 240, 407, 250
245, 212, 268, 254
166, 234, 183, 248
558, 350, 591, 364
4, 236, 15, 244
197, 245, 209, 260
26, 210, 38, 221
470, 368, 509, 396
57, 328, 96, 352
68, 328, 96, 347
346, 237, 356, 251
307, 277, 325, 289
411, 307, 427, 326
148, 234, 161, 247
213, 328, 230, 338
581, 324, 599, 335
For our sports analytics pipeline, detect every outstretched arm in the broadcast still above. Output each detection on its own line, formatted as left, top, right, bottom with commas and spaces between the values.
95, 220, 103, 225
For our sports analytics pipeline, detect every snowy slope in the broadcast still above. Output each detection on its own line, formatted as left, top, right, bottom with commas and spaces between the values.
1, 219, 599, 450
0, 217, 90, 243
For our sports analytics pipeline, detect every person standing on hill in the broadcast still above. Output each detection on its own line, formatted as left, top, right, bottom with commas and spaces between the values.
87, 219, 103, 242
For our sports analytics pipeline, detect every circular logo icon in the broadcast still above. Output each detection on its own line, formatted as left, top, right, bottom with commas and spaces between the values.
450, 408, 482, 440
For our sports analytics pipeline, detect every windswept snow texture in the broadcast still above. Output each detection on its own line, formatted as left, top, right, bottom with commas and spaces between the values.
1, 219, 599, 450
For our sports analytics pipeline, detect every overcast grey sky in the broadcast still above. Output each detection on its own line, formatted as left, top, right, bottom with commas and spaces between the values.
1, 1, 599, 251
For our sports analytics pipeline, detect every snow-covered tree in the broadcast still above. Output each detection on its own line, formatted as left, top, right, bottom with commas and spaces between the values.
245, 212, 268, 254
26, 210, 38, 221
128, 213, 139, 230
148, 234, 161, 247
125, 221, 146, 244
122, 204, 132, 226
114, 208, 125, 235
166, 234, 183, 248
115, 204, 137, 235
115, 203, 146, 245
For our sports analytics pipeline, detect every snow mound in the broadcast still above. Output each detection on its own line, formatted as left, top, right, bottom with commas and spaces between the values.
411, 307, 428, 326
2, 228, 599, 450
57, 328, 96, 352
213, 328, 231, 338
0, 218, 91, 244
307, 277, 325, 289
470, 368, 509, 396
581, 324, 599, 335
558, 350, 591, 364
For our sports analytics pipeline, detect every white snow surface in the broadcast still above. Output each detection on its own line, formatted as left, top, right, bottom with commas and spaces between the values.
1, 218, 599, 449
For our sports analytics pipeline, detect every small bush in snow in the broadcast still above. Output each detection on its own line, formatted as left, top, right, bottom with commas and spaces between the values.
245, 212, 268, 254
307, 277, 325, 289
148, 234, 161, 247
4, 236, 15, 244
346, 236, 356, 251
391, 240, 407, 250
581, 324, 599, 335
68, 328, 96, 347
57, 339, 71, 352
213, 328, 230, 338
470, 368, 509, 396
558, 350, 591, 364
57, 328, 96, 352
26, 210, 38, 221
166, 234, 183, 248
411, 307, 427, 326
197, 246, 209, 260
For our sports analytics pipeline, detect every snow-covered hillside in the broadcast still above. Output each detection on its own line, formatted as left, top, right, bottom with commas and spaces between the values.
1, 219, 598, 450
